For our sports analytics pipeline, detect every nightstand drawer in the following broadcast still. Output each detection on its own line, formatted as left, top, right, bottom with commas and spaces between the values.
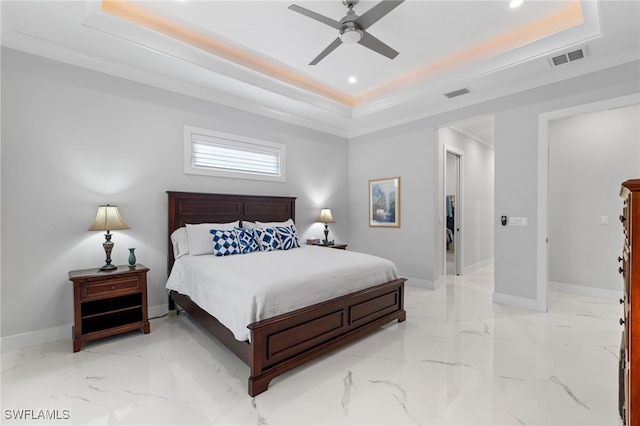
82, 277, 141, 299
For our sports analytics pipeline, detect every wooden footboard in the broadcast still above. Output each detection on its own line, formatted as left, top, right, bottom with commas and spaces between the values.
169, 278, 406, 396
247, 278, 406, 396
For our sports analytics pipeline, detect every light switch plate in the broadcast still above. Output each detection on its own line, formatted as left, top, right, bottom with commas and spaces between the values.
509, 217, 528, 226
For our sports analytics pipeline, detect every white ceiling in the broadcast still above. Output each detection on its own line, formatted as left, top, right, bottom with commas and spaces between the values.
2, 1, 639, 139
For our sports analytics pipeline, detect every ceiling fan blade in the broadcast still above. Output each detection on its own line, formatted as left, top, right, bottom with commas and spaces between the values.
358, 31, 399, 60
309, 37, 343, 65
355, 0, 404, 30
288, 4, 342, 30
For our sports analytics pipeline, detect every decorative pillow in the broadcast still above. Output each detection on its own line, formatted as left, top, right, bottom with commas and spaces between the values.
275, 225, 300, 250
255, 227, 281, 251
209, 229, 240, 257
186, 221, 239, 256
234, 227, 259, 254
170, 227, 190, 258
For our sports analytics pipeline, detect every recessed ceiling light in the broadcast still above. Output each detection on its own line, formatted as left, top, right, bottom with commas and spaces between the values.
348, 76, 357, 84
509, 0, 523, 8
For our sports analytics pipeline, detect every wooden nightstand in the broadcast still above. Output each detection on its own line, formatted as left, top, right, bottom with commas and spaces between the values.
69, 264, 150, 352
308, 243, 348, 250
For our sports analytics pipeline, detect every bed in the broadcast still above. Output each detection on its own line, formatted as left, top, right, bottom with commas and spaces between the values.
166, 191, 406, 396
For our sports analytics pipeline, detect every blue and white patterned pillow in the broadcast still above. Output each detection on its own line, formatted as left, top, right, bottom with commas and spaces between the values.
209, 229, 240, 256
234, 227, 259, 254
275, 225, 300, 250
255, 227, 280, 251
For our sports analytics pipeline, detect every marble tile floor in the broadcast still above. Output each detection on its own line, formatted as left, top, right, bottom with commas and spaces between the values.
1, 265, 623, 425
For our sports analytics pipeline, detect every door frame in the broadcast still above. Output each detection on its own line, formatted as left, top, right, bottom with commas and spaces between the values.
444, 145, 464, 276
536, 93, 639, 312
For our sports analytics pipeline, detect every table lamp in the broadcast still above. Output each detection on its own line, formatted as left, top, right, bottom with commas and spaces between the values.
317, 208, 335, 246
88, 205, 130, 271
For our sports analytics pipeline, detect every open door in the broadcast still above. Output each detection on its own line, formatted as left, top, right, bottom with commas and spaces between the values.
445, 149, 462, 276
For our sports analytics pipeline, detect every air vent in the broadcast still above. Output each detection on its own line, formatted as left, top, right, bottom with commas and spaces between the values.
549, 46, 589, 67
444, 88, 471, 99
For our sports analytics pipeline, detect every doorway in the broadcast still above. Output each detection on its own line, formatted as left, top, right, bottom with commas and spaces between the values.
536, 93, 639, 312
445, 148, 462, 276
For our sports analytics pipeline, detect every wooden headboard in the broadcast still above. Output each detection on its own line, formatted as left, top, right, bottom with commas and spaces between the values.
167, 191, 296, 274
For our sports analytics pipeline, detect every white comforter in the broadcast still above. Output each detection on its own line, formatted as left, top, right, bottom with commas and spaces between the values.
165, 245, 399, 341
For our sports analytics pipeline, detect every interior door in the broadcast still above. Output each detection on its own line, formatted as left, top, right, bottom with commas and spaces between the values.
445, 150, 462, 276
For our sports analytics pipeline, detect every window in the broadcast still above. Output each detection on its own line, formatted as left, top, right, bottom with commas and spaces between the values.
184, 125, 285, 182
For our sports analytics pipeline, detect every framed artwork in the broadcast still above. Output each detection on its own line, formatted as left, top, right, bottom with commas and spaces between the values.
369, 177, 401, 227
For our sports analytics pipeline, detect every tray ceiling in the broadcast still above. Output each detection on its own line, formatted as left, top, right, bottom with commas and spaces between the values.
2, 0, 639, 137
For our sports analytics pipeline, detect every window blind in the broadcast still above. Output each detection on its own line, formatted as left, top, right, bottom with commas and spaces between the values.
184, 126, 285, 182
191, 137, 281, 176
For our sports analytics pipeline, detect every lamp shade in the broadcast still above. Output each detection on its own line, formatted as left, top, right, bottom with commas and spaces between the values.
317, 208, 335, 224
88, 205, 130, 231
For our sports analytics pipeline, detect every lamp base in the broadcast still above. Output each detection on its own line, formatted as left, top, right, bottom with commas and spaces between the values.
100, 233, 116, 271
99, 263, 117, 271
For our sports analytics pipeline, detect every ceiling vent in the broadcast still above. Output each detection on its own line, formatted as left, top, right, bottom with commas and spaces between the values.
549, 46, 589, 67
444, 87, 471, 99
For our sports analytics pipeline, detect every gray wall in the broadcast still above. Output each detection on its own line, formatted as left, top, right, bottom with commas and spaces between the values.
549, 104, 640, 293
349, 61, 639, 301
493, 64, 639, 308
2, 45, 639, 349
0, 48, 349, 349
439, 128, 495, 275
348, 127, 438, 287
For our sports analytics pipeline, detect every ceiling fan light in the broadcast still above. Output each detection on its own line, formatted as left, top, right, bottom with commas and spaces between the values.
340, 27, 363, 44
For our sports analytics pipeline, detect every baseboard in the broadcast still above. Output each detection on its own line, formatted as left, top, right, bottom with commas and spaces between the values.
147, 304, 170, 323
1, 304, 168, 353
549, 281, 622, 301
492, 292, 546, 312
433, 275, 445, 289
462, 257, 494, 274
1, 323, 71, 354
406, 276, 441, 290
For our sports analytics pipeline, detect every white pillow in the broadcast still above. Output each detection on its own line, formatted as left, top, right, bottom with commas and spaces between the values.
170, 227, 190, 259
241, 221, 256, 229
186, 221, 239, 256
256, 219, 295, 228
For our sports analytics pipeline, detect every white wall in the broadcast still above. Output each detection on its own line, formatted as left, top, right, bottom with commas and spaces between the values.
0, 48, 349, 350
347, 125, 494, 289
446, 153, 457, 196
439, 128, 495, 275
493, 65, 639, 310
348, 127, 439, 288
349, 61, 639, 305
2, 46, 639, 350
549, 104, 640, 294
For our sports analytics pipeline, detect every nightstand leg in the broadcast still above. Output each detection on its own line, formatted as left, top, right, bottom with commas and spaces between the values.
143, 321, 150, 334
72, 326, 82, 352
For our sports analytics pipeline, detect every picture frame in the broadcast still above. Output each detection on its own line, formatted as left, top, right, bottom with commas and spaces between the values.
369, 177, 401, 228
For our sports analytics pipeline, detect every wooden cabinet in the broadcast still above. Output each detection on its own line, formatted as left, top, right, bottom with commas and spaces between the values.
620, 179, 640, 425
69, 264, 150, 352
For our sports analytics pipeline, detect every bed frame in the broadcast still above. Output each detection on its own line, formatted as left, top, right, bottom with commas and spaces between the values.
167, 191, 406, 396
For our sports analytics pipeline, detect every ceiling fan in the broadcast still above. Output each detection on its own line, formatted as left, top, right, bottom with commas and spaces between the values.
288, 0, 404, 65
